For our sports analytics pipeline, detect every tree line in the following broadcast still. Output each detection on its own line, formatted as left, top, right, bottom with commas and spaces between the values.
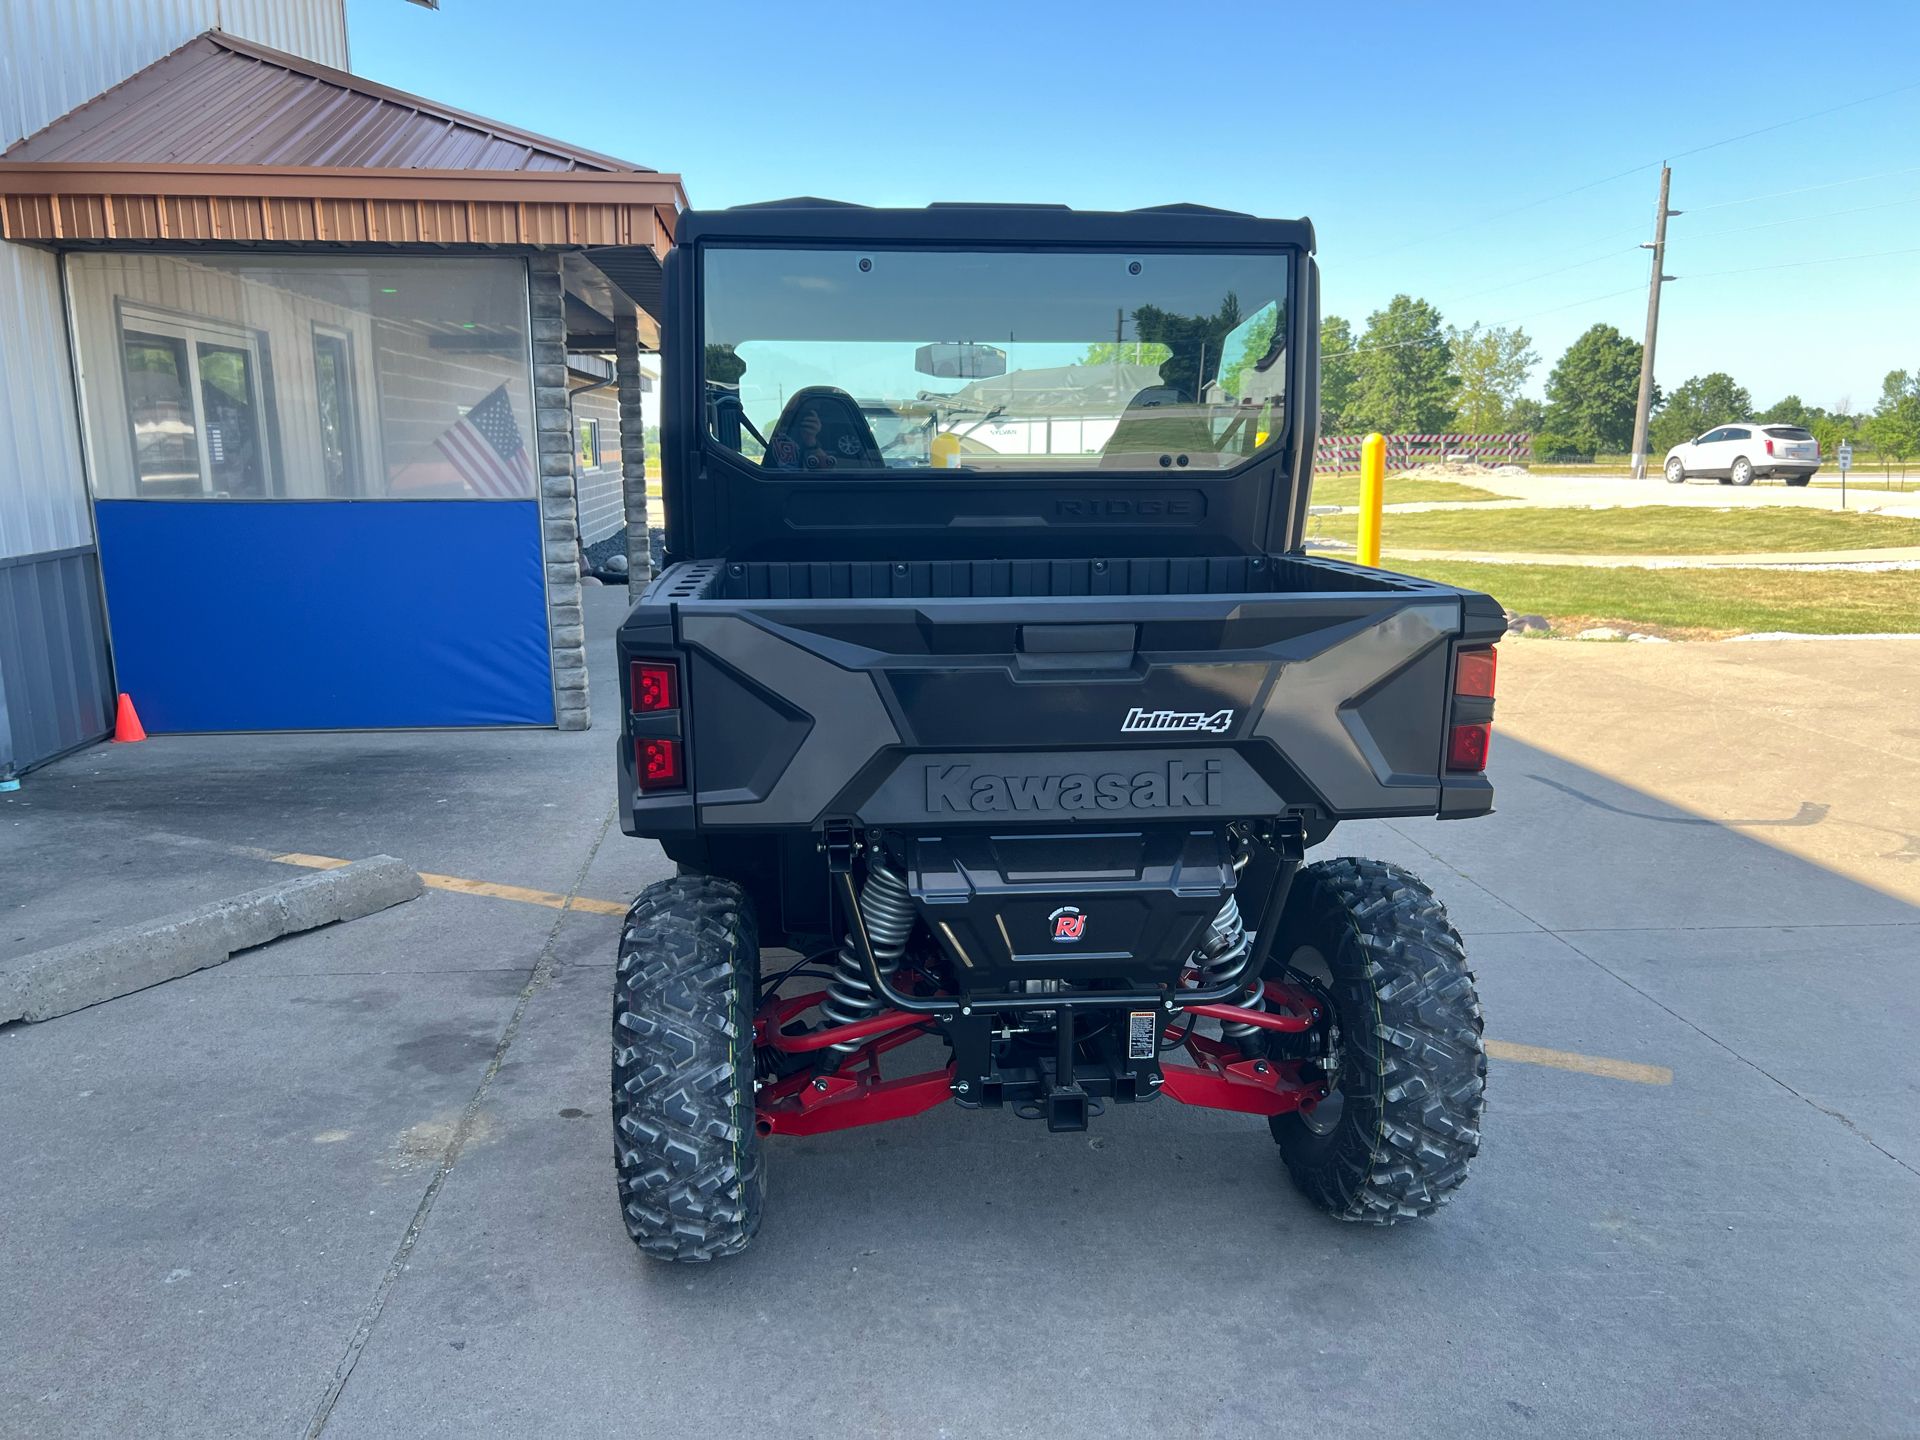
1319, 295, 1920, 470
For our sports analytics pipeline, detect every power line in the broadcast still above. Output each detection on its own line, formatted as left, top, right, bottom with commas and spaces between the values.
1665, 77, 1920, 163
1353, 161, 1657, 262
1683, 192, 1920, 241
1353, 78, 1920, 263
1685, 163, 1920, 215
1442, 243, 1643, 306
1681, 244, 1920, 282
1511, 283, 1646, 322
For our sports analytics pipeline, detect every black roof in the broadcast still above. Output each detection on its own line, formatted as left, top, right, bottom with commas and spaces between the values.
678, 200, 1315, 252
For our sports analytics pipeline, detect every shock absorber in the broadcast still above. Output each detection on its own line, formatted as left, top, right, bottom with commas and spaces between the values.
1196, 894, 1268, 1045
822, 856, 915, 1050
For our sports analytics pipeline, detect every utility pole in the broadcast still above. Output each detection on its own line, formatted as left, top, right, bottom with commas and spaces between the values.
1629, 165, 1679, 478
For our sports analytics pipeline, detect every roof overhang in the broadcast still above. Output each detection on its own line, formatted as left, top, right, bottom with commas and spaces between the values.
0, 161, 684, 253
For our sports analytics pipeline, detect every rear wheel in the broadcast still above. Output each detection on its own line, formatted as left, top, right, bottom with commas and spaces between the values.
1664, 458, 1686, 484
1785, 474, 1811, 488
1731, 457, 1755, 486
612, 875, 764, 1262
1268, 858, 1485, 1222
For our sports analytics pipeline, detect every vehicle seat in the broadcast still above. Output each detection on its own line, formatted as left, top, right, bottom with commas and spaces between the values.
763, 386, 885, 471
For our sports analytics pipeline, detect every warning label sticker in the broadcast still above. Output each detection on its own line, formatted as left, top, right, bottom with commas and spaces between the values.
1128, 1010, 1156, 1061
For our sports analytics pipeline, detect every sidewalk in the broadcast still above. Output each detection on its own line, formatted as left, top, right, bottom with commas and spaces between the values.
1358, 467, 1920, 518
1378, 544, 1920, 570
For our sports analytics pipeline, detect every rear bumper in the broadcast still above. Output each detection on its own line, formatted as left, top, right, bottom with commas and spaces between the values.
1763, 463, 1821, 478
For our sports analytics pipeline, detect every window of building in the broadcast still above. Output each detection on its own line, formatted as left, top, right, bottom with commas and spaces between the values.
312, 325, 361, 497
578, 418, 602, 470
70, 254, 536, 501
119, 310, 272, 498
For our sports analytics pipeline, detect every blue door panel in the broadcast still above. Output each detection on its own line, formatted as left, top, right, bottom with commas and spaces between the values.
94, 501, 555, 730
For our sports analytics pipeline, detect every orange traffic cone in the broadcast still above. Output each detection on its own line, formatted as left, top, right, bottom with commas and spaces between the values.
113, 692, 147, 743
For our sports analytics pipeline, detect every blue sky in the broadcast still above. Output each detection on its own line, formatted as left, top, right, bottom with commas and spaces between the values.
347, 0, 1920, 410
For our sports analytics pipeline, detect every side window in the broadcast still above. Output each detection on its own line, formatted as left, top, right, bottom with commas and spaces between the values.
1724, 427, 1750, 441
1698, 428, 1727, 444
577, 418, 601, 470
120, 310, 274, 498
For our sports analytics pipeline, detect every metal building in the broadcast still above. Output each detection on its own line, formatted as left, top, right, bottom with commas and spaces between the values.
0, 1, 674, 770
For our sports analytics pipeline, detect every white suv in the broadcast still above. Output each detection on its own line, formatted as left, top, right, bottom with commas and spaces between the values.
1664, 423, 1821, 487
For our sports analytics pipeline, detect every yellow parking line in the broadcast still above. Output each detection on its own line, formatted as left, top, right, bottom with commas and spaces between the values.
275, 853, 1672, 1083
1485, 1039, 1672, 1086
271, 852, 629, 917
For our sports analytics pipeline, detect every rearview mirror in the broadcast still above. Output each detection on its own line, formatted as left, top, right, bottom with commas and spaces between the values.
915, 342, 1006, 379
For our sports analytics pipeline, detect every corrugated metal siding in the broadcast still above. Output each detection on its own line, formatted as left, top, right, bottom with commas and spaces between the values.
0, 551, 113, 772
0, 243, 90, 560
0, 0, 347, 150
574, 388, 624, 544
0, 0, 340, 769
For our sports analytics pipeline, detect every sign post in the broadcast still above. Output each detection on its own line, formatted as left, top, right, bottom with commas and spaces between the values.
1837, 440, 1852, 510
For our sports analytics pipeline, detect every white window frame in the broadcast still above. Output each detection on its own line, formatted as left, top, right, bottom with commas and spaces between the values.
119, 305, 273, 497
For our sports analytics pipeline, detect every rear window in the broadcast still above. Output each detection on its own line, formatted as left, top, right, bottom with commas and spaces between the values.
1764, 426, 1813, 440
700, 245, 1291, 475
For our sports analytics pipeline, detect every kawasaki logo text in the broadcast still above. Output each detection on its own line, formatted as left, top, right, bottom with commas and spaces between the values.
925, 760, 1223, 814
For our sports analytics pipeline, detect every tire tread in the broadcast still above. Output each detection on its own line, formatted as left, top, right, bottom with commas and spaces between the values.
1273, 858, 1486, 1224
611, 875, 763, 1262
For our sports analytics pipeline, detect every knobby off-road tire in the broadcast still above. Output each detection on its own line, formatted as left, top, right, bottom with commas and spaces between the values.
1268, 858, 1486, 1223
612, 875, 764, 1261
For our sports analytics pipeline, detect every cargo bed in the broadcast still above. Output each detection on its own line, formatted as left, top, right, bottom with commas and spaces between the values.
680, 553, 1428, 602
621, 553, 1503, 841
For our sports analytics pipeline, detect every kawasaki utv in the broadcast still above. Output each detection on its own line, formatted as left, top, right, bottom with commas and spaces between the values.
611, 201, 1500, 1260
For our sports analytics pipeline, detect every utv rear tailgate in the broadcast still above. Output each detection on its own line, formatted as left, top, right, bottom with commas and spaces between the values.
621, 555, 1503, 833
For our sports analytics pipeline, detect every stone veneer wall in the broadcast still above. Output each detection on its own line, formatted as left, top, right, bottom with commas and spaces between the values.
527, 254, 588, 730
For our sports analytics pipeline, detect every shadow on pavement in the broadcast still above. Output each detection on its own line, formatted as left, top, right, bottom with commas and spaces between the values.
1, 665, 1915, 1437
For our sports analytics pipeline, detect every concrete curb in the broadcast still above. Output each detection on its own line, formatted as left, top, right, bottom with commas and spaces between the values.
0, 856, 423, 1024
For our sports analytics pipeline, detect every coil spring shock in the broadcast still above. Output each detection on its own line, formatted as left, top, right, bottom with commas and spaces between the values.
822, 857, 915, 1050
1196, 895, 1268, 1043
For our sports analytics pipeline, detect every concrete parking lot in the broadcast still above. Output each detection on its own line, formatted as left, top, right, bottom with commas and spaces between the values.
1475, 466, 1920, 517
3, 590, 1916, 1438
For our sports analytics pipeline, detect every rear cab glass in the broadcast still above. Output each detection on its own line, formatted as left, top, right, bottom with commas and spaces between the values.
699, 246, 1290, 475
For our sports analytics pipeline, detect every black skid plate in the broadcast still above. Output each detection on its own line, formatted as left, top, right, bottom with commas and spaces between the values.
906, 826, 1234, 994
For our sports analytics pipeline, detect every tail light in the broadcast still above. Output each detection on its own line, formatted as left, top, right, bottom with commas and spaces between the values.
631, 661, 677, 712
637, 737, 683, 790
1765, 439, 1775, 457
1448, 645, 1496, 774
629, 658, 686, 792
1454, 646, 1497, 699
1447, 722, 1491, 773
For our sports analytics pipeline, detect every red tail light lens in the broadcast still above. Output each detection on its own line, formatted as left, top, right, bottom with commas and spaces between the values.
1454, 646, 1497, 699
1447, 723, 1491, 773
631, 661, 678, 713
1765, 439, 1775, 457
636, 737, 683, 791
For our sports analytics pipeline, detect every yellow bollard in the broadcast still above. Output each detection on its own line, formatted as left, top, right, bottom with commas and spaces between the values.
1357, 432, 1385, 567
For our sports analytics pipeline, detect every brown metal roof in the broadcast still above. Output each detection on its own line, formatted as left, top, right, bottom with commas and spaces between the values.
0, 30, 685, 318
2, 31, 649, 173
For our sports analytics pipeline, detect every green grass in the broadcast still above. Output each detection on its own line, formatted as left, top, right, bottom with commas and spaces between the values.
1307, 474, 1503, 507
1408, 560, 1920, 637
1306, 504, 1920, 555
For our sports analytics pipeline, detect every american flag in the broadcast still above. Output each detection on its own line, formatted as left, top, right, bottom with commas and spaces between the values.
434, 383, 532, 498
